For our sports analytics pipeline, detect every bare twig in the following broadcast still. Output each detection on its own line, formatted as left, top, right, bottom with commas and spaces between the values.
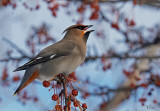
3, 38, 28, 57
0, 56, 32, 62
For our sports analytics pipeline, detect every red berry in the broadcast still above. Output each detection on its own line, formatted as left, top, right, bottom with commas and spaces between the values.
68, 100, 71, 105
63, 106, 70, 110
156, 80, 160, 86
129, 20, 135, 26
12, 3, 16, 9
42, 80, 50, 87
89, 11, 99, 20
72, 89, 78, 96
73, 102, 78, 107
2, 0, 10, 6
133, 0, 137, 5
63, 106, 66, 110
82, 103, 87, 109
36, 5, 40, 10
111, 23, 119, 30
13, 76, 20, 82
139, 98, 146, 102
33, 97, 38, 102
140, 83, 148, 88
52, 94, 58, 101
55, 105, 62, 110
153, 100, 157, 104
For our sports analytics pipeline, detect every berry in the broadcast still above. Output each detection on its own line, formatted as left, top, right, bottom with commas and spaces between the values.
73, 102, 78, 107
36, 5, 40, 10
148, 92, 152, 96
89, 11, 99, 20
42, 80, 50, 87
52, 94, 58, 101
151, 88, 154, 91
72, 89, 78, 96
63, 106, 70, 110
63, 106, 66, 110
33, 97, 38, 102
129, 20, 135, 26
139, 98, 146, 102
111, 23, 119, 30
68, 100, 71, 105
55, 105, 62, 110
82, 103, 87, 109
13, 76, 20, 82
140, 83, 148, 88
153, 100, 157, 104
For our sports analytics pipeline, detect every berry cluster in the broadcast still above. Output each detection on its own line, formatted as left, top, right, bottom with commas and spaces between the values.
42, 73, 88, 111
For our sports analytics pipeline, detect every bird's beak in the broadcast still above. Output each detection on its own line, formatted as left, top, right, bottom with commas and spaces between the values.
84, 25, 93, 31
85, 30, 95, 33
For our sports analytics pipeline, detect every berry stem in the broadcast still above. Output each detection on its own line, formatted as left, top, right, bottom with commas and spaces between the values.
62, 74, 68, 111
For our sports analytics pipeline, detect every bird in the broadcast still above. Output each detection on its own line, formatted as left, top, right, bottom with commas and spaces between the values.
13, 24, 94, 95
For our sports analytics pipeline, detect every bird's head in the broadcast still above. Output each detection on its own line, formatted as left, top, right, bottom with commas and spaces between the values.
62, 24, 94, 41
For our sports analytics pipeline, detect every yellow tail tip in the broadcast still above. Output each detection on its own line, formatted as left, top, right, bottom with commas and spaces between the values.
13, 92, 17, 96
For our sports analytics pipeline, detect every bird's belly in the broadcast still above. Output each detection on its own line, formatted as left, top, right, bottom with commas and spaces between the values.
38, 55, 82, 81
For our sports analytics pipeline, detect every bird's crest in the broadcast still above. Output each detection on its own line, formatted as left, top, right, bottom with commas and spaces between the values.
62, 24, 86, 34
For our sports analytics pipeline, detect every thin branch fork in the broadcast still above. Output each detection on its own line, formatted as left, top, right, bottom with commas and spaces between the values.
3, 38, 28, 57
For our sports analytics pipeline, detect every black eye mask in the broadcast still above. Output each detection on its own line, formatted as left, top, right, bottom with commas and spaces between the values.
75, 26, 88, 30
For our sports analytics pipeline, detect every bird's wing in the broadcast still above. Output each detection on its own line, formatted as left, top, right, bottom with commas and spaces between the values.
14, 40, 76, 72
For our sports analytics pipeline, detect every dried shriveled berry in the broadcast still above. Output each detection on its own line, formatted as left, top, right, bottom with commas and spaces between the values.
72, 89, 78, 96
52, 94, 58, 101
42, 80, 50, 87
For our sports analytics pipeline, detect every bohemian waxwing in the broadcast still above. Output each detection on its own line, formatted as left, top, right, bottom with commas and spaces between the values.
13, 24, 94, 95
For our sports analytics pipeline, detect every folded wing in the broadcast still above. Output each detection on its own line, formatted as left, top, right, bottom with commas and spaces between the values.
13, 40, 76, 72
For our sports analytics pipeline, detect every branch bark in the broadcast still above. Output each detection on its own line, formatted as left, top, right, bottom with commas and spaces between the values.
68, 0, 160, 8
62, 75, 68, 111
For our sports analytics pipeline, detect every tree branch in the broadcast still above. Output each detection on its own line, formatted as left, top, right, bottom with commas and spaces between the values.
61, 74, 68, 111
0, 56, 32, 62
3, 38, 29, 57
85, 55, 160, 61
67, 0, 160, 8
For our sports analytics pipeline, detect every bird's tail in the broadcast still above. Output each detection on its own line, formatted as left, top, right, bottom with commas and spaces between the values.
13, 70, 39, 95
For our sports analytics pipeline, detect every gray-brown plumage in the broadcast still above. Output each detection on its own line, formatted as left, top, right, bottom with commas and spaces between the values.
13, 24, 94, 95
